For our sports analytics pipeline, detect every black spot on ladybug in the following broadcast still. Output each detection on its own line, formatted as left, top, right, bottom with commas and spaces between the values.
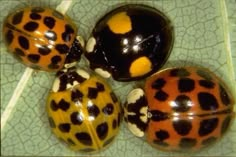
199, 80, 215, 89
173, 95, 191, 112
12, 11, 23, 25
150, 110, 168, 121
31, 7, 45, 13
67, 138, 76, 146
112, 119, 117, 129
24, 21, 39, 32
80, 148, 96, 152
102, 103, 114, 115
170, 68, 190, 77
28, 54, 40, 63
48, 63, 60, 69
87, 104, 100, 118
199, 118, 218, 136
52, 10, 64, 19
155, 130, 169, 141
65, 24, 74, 33
96, 122, 108, 140
178, 78, 195, 93
88, 88, 98, 99
154, 90, 169, 101
44, 16, 56, 29
198, 92, 219, 110
38, 45, 51, 55
103, 136, 115, 147
71, 112, 83, 125
62, 32, 71, 42
71, 89, 83, 102
219, 84, 231, 106
110, 92, 118, 103
96, 82, 105, 91
15, 48, 25, 56
51, 55, 62, 65
197, 69, 212, 81
75, 132, 92, 146
5, 30, 14, 45
45, 30, 57, 41
62, 24, 75, 42
202, 137, 217, 145
221, 116, 231, 135
55, 44, 69, 54
50, 100, 58, 111
173, 120, 192, 136
18, 36, 29, 50
48, 117, 56, 128
58, 99, 70, 111
179, 138, 197, 149
153, 140, 169, 147
58, 123, 71, 133
152, 78, 166, 89
30, 13, 41, 20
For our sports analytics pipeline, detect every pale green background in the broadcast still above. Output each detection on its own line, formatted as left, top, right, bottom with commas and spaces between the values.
1, 0, 236, 156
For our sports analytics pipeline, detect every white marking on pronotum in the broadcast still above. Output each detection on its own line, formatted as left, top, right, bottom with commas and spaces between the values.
95, 68, 111, 78
140, 106, 148, 123
127, 122, 144, 137
52, 77, 60, 92
86, 37, 96, 53
77, 36, 85, 48
1, 0, 73, 130
127, 88, 144, 104
1, 68, 34, 130
76, 68, 90, 80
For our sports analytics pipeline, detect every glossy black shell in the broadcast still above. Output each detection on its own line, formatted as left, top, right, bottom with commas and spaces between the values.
85, 4, 174, 81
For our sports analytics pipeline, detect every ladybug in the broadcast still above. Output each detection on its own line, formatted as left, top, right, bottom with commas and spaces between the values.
85, 4, 174, 81
2, 7, 83, 72
124, 67, 235, 151
46, 67, 122, 152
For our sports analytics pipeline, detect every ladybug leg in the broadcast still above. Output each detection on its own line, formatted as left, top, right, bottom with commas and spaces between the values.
124, 88, 148, 137
64, 37, 84, 69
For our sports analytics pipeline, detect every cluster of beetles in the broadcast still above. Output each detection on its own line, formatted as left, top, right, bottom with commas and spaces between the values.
2, 3, 235, 153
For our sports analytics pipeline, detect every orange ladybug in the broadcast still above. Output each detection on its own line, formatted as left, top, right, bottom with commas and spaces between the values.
2, 7, 83, 71
124, 67, 235, 151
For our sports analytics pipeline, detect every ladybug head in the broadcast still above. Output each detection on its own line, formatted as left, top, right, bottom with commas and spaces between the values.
124, 88, 149, 137
52, 67, 90, 92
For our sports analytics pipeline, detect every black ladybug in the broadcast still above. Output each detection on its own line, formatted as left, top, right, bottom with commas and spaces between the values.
85, 4, 174, 81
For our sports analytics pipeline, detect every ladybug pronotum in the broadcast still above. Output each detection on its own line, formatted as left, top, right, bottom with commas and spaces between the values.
46, 67, 122, 152
85, 4, 174, 81
124, 67, 235, 151
2, 7, 83, 71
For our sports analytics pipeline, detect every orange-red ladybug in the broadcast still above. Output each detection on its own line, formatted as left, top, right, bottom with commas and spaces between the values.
124, 67, 235, 151
2, 7, 83, 71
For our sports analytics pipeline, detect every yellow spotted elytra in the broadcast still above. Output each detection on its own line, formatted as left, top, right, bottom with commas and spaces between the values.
46, 67, 122, 152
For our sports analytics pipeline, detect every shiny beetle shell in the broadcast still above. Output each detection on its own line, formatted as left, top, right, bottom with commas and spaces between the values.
46, 67, 121, 152
124, 67, 235, 151
2, 7, 83, 71
85, 4, 174, 81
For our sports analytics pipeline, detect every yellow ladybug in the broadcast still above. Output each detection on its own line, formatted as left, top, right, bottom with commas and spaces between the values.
46, 67, 121, 152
